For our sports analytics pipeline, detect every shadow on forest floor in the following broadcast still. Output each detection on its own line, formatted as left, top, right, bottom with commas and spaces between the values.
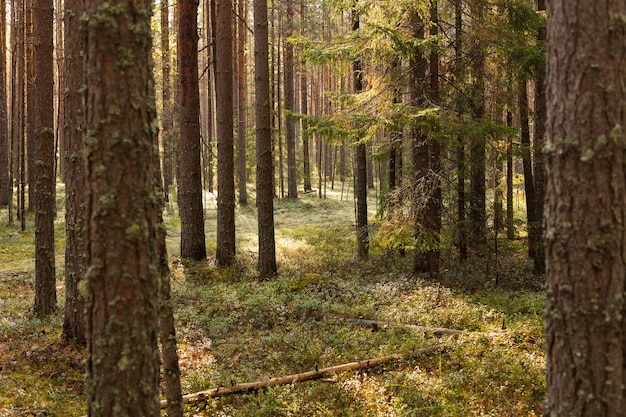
0, 186, 545, 416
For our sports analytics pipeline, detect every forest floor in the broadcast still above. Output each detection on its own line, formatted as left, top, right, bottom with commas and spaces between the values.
0, 186, 545, 416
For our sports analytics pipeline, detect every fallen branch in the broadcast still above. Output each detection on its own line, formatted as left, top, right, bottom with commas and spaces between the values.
160, 346, 439, 408
346, 318, 467, 337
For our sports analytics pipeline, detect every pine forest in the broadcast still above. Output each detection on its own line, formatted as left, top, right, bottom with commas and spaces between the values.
0, 0, 622, 416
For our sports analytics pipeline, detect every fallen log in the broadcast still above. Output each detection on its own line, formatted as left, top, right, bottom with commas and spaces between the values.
160, 345, 439, 408
346, 318, 467, 337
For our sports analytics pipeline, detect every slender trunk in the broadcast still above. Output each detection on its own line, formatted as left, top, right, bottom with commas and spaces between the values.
178, 0, 207, 261
216, 0, 236, 265
62, 0, 86, 343
519, 80, 537, 260
301, 0, 311, 193
506, 107, 515, 240
284, 0, 297, 199
423, 0, 441, 274
237, 0, 248, 205
161, 0, 173, 201
454, 0, 467, 260
532, 0, 546, 274
33, 0, 56, 316
352, 5, 368, 259
468, 2, 486, 246
0, 0, 8, 207
254, 0, 277, 275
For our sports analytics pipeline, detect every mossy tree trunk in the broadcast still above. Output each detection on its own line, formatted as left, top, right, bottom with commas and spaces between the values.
160, 0, 173, 202
178, 0, 207, 261
545, 1, 626, 415
62, 0, 86, 343
236, 0, 248, 206
301, 0, 311, 193
468, 1, 486, 247
352, 4, 368, 259
284, 0, 297, 200
216, 0, 236, 266
83, 0, 161, 415
254, 0, 277, 275
532, 0, 546, 274
0, 0, 8, 208
33, 0, 56, 316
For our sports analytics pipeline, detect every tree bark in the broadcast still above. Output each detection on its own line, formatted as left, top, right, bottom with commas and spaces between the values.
545, 1, 626, 415
284, 0, 298, 199
178, 0, 207, 261
532, 0, 546, 274
33, 0, 56, 316
161, 0, 174, 201
468, 1, 486, 246
84, 0, 161, 414
519, 80, 539, 261
300, 0, 311, 193
236, 0, 248, 205
352, 4, 368, 259
254, 0, 277, 276
0, 0, 8, 207
62, 0, 86, 343
216, 0, 236, 266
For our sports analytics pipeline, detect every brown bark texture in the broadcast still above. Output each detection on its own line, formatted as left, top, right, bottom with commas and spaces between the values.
83, 0, 161, 414
237, 0, 248, 205
545, 1, 626, 416
216, 0, 236, 266
0, 0, 8, 207
178, 0, 207, 261
352, 6, 368, 259
161, 0, 173, 201
62, 0, 86, 343
254, 0, 277, 275
33, 0, 56, 316
284, 0, 297, 199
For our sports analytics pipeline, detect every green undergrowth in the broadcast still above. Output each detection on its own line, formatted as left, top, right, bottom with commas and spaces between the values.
0, 190, 545, 416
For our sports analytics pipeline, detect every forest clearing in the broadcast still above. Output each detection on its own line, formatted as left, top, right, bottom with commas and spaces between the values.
0, 187, 545, 416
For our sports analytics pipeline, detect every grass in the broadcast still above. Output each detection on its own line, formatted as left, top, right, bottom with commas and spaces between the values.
0, 186, 545, 416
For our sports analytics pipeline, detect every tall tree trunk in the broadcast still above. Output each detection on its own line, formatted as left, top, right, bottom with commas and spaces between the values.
0, 0, 8, 207
236, 0, 248, 205
422, 0, 441, 274
410, 11, 429, 273
216, 0, 236, 265
519, 80, 538, 260
454, 0, 467, 260
352, 5, 368, 259
300, 0, 311, 193
33, 0, 56, 316
84, 0, 161, 414
545, 1, 626, 415
25, 3, 35, 213
284, 0, 297, 199
62, 0, 86, 343
506, 106, 515, 240
254, 0, 277, 275
178, 0, 207, 261
532, 0, 546, 274
154, 119, 183, 417
54, 0, 64, 183
161, 0, 174, 201
468, 2, 486, 246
